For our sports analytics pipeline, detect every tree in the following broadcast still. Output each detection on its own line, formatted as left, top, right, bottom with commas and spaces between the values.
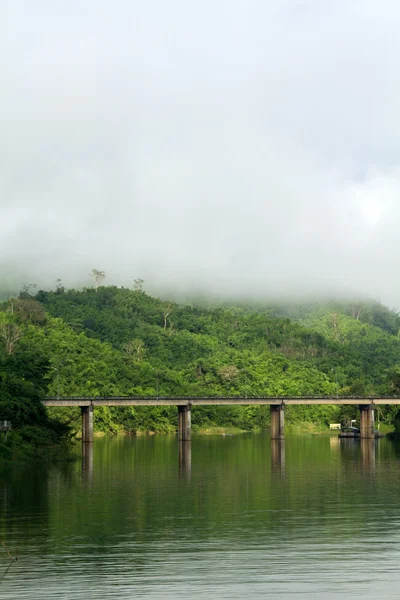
14, 299, 46, 324
123, 339, 145, 362
133, 278, 144, 293
19, 283, 37, 300
163, 302, 173, 330
54, 278, 65, 294
90, 269, 105, 292
0, 322, 22, 354
351, 303, 363, 321
218, 365, 240, 384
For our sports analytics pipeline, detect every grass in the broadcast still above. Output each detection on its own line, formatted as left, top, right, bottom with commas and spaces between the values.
194, 426, 247, 435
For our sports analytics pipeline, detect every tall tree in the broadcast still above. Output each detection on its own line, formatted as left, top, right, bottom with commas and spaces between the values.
133, 278, 144, 293
123, 338, 145, 362
163, 302, 173, 330
90, 269, 105, 292
0, 314, 22, 355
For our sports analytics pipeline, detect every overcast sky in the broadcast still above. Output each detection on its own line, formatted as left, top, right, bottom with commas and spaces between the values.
1, 0, 400, 305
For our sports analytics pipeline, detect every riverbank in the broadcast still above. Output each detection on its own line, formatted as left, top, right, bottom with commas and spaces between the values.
95, 424, 356, 436
194, 426, 247, 435
0, 425, 77, 465
93, 422, 394, 436
89, 426, 247, 437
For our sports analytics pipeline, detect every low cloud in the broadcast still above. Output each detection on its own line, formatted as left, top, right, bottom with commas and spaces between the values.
2, 1, 400, 306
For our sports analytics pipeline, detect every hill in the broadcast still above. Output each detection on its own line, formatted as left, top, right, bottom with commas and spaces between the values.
2, 283, 400, 449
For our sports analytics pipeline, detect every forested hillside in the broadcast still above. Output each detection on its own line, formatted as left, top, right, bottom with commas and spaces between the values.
2, 282, 400, 450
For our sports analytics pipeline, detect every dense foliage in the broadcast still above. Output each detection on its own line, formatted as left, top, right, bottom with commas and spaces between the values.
2, 281, 400, 446
0, 301, 72, 460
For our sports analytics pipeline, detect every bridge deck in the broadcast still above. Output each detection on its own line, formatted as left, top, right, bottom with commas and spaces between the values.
42, 396, 400, 407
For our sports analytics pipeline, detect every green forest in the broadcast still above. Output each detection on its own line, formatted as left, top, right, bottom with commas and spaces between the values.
2, 278, 400, 460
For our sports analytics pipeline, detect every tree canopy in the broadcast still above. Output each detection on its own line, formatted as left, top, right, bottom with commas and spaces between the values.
2, 283, 400, 440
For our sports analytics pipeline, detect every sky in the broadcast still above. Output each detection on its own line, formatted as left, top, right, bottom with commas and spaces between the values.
1, 0, 400, 305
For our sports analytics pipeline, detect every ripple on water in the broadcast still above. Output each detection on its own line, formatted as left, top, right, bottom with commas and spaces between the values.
1, 435, 400, 598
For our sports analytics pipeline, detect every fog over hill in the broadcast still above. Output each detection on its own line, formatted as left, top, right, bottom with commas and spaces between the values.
2, 1, 400, 306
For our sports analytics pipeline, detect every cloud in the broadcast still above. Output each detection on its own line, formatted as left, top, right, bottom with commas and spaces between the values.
1, 0, 400, 305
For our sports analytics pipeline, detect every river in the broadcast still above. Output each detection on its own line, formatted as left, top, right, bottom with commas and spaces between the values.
1, 434, 400, 598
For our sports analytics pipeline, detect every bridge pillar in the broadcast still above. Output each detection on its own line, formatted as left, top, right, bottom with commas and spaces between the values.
178, 405, 191, 441
270, 404, 284, 439
81, 405, 94, 443
359, 404, 375, 439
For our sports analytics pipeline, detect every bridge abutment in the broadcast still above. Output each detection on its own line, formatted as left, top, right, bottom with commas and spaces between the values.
178, 405, 191, 441
270, 404, 285, 439
359, 405, 375, 439
81, 405, 94, 443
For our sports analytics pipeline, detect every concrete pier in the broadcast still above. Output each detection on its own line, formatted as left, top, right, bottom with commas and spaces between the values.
178, 405, 191, 441
81, 405, 94, 443
359, 404, 375, 439
270, 404, 285, 439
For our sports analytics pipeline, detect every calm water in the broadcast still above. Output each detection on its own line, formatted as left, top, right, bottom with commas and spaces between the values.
1, 434, 400, 598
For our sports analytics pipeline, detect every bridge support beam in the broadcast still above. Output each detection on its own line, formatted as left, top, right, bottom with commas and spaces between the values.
178, 405, 191, 441
81, 405, 94, 443
359, 404, 375, 439
270, 404, 285, 439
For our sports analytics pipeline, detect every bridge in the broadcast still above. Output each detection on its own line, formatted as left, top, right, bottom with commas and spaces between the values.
43, 396, 400, 442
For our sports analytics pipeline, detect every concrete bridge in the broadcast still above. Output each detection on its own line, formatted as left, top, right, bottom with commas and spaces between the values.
43, 396, 400, 442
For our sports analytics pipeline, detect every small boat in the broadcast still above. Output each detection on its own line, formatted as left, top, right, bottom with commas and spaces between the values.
338, 426, 385, 439
338, 426, 360, 439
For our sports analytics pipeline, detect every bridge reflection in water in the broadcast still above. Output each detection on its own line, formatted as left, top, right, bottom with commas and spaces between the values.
271, 439, 285, 478
179, 441, 192, 478
268, 437, 377, 476
360, 438, 376, 473
80, 436, 379, 482
82, 442, 94, 483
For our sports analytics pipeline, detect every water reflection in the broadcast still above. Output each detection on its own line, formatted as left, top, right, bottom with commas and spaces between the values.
271, 439, 285, 478
360, 438, 376, 473
82, 442, 94, 483
329, 435, 341, 451
0, 554, 17, 585
78, 436, 377, 479
2, 435, 398, 599
178, 441, 191, 477
338, 437, 377, 474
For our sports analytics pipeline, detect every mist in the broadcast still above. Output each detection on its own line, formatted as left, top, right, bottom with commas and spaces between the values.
2, 1, 400, 306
